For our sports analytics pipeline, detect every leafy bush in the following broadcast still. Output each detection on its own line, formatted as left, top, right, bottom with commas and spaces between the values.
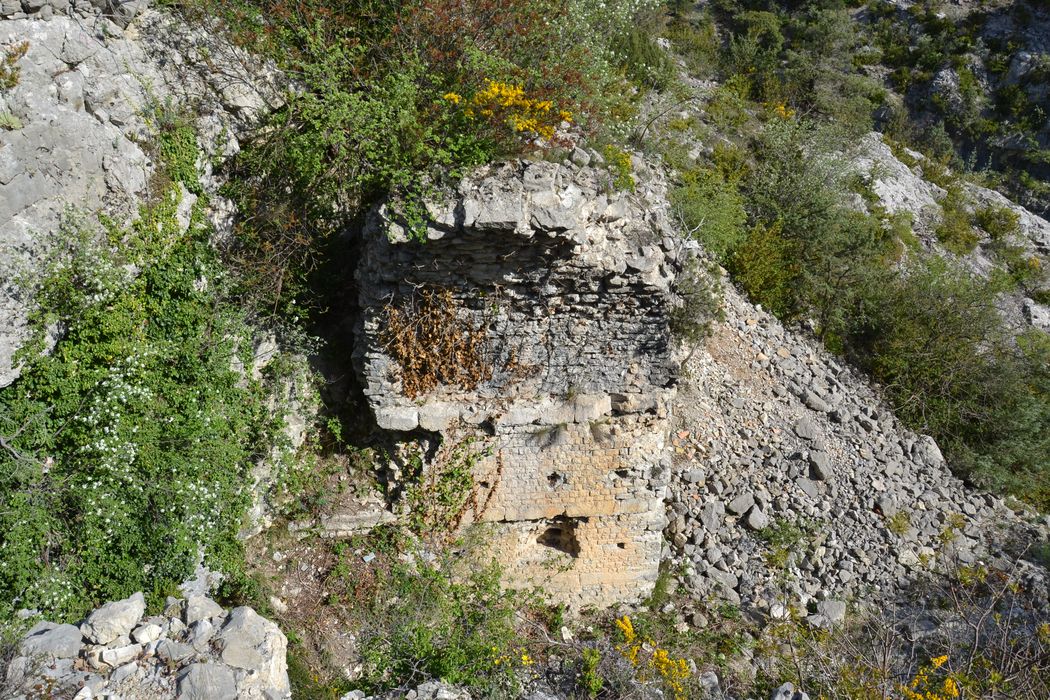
176, 0, 658, 313
602, 144, 637, 192
935, 186, 980, 255
666, 9, 720, 77
974, 203, 1021, 241
618, 25, 679, 91
670, 256, 724, 344
846, 260, 1049, 508
332, 544, 529, 695
735, 118, 896, 330
0, 41, 28, 93
671, 167, 747, 260
0, 192, 279, 621
729, 220, 798, 318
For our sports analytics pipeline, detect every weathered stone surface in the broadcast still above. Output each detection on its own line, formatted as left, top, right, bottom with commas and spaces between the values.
745, 506, 770, 531
100, 644, 141, 667
8, 593, 289, 699
80, 592, 145, 645
184, 595, 225, 625
0, 5, 280, 389
816, 599, 847, 624
356, 159, 681, 609
19, 624, 83, 659
177, 662, 237, 700
808, 451, 831, 481
727, 492, 755, 516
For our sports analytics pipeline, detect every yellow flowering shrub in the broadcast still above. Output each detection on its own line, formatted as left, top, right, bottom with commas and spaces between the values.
614, 615, 691, 700
901, 655, 961, 700
765, 101, 796, 120
442, 80, 568, 144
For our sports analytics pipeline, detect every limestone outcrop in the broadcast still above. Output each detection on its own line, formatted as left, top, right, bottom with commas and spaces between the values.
3, 592, 291, 699
355, 159, 683, 608
0, 1, 279, 388
852, 132, 1050, 333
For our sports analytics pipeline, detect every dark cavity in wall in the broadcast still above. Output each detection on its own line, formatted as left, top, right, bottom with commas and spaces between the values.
537, 515, 582, 557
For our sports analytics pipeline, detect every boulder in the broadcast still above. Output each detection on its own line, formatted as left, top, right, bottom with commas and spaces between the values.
20, 623, 83, 659
176, 663, 237, 700
80, 592, 145, 645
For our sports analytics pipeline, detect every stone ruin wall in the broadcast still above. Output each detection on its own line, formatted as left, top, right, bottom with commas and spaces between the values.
355, 160, 682, 608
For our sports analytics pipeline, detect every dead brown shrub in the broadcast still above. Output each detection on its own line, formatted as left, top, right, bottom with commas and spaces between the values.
379, 287, 491, 399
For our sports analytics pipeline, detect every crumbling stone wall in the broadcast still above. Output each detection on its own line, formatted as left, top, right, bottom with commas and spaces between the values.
356, 160, 681, 608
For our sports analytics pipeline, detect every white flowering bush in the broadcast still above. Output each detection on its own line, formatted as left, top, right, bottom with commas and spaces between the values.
0, 183, 280, 621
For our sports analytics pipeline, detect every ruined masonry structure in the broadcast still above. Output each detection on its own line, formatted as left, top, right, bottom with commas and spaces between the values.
356, 160, 682, 608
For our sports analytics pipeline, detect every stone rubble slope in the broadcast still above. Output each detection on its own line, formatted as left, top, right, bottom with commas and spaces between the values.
0, 0, 280, 387
3, 591, 291, 699
667, 277, 1049, 622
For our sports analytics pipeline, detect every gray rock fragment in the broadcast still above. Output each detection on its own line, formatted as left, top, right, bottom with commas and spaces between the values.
20, 623, 83, 659
794, 418, 819, 441
746, 506, 770, 530
176, 662, 237, 700
727, 492, 755, 516
80, 592, 145, 645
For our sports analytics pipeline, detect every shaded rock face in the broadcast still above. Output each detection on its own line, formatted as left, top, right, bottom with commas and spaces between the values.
3, 592, 290, 699
356, 160, 682, 608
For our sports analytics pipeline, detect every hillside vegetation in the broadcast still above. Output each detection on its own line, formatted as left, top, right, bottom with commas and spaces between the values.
0, 1, 1048, 699
649, 0, 1050, 510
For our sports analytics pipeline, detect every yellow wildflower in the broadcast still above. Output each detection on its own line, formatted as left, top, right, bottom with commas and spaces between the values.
615, 615, 636, 643
442, 92, 462, 105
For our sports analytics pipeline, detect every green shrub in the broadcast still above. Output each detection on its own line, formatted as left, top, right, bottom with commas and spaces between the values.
0, 193, 279, 621
670, 256, 724, 344
847, 260, 1049, 509
757, 518, 815, 569
935, 186, 980, 255
618, 25, 678, 91
0, 111, 20, 130
670, 167, 747, 259
974, 203, 1021, 241
602, 144, 636, 191
724, 10, 784, 101
344, 550, 528, 695
0, 41, 28, 93
729, 220, 798, 318
666, 10, 719, 77
580, 647, 604, 698
176, 0, 658, 313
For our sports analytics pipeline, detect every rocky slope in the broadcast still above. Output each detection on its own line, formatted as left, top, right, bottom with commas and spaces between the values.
3, 592, 290, 699
666, 277, 1048, 618
1, 2, 1048, 699
853, 132, 1050, 332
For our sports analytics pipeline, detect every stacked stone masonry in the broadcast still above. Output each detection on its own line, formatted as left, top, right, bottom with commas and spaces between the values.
355, 160, 682, 608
